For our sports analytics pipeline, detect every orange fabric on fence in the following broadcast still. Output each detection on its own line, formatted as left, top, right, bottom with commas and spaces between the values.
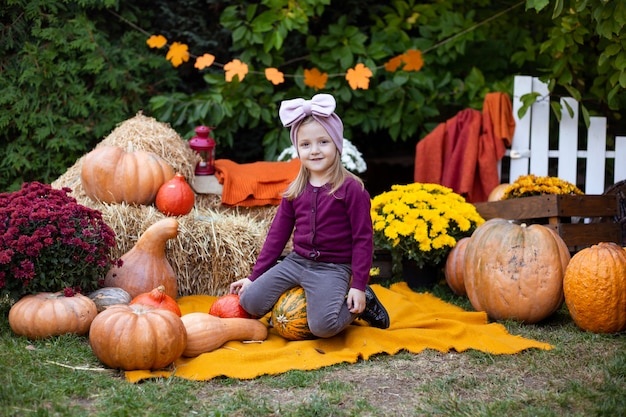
214, 158, 301, 207
413, 92, 515, 203
125, 282, 552, 383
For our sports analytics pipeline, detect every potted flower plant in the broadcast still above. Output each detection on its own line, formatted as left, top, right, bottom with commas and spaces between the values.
371, 183, 484, 288
0, 182, 120, 303
501, 174, 584, 199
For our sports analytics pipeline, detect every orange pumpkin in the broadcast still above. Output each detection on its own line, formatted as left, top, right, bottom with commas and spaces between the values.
444, 237, 470, 296
155, 173, 195, 216
209, 294, 252, 319
89, 304, 187, 370
81, 145, 174, 205
563, 242, 626, 333
130, 285, 182, 317
8, 292, 98, 339
463, 218, 570, 323
487, 183, 511, 201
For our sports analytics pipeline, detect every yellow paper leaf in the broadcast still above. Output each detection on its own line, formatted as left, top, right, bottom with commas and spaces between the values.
195, 53, 216, 70
146, 34, 167, 49
224, 59, 249, 82
303, 68, 328, 90
384, 55, 404, 72
345, 63, 373, 90
402, 49, 424, 72
265, 68, 284, 85
166, 42, 190, 67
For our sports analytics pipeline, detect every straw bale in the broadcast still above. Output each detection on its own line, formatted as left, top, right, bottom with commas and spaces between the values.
51, 112, 280, 296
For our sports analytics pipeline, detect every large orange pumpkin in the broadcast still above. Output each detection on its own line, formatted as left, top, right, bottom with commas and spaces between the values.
89, 304, 187, 371
463, 218, 570, 323
271, 286, 315, 341
8, 292, 98, 339
563, 242, 626, 333
444, 237, 470, 296
81, 145, 174, 205
155, 173, 195, 216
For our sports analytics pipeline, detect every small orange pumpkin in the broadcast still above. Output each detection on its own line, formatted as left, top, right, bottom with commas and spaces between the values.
130, 285, 182, 317
463, 218, 570, 323
209, 294, 251, 319
81, 145, 174, 205
563, 242, 626, 333
155, 173, 195, 216
487, 183, 511, 201
8, 292, 98, 339
444, 237, 470, 296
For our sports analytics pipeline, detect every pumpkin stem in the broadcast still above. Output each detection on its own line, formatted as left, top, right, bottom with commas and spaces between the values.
134, 218, 179, 254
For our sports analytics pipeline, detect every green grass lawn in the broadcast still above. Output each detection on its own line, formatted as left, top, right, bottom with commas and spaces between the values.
1, 283, 624, 417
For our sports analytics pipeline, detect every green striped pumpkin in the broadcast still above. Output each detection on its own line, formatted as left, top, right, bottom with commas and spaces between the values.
271, 286, 315, 341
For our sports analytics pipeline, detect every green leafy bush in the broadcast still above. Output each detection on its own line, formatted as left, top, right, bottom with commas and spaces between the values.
0, 0, 179, 192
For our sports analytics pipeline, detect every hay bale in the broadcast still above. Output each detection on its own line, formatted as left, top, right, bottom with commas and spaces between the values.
51, 112, 279, 296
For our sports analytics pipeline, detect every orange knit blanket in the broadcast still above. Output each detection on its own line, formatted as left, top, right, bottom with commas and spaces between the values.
214, 158, 301, 206
125, 282, 553, 383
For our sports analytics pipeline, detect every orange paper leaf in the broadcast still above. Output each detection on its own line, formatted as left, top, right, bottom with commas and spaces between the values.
166, 42, 190, 67
147, 34, 167, 49
303, 68, 328, 90
265, 68, 284, 85
195, 53, 216, 70
384, 55, 404, 72
345, 63, 373, 90
224, 59, 249, 82
402, 49, 424, 72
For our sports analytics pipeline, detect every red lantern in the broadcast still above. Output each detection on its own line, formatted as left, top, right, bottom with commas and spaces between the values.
189, 126, 216, 175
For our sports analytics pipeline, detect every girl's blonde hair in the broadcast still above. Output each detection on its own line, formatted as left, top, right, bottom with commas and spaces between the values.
283, 117, 364, 200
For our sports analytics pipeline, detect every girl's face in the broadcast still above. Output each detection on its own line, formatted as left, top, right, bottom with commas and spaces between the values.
296, 119, 338, 183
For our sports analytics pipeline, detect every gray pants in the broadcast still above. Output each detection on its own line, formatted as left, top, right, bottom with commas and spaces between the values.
240, 252, 357, 338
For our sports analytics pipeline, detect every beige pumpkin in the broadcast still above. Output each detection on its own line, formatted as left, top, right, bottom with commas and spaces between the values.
487, 183, 511, 201
463, 218, 570, 323
563, 242, 626, 333
81, 145, 174, 205
104, 218, 179, 299
8, 292, 98, 339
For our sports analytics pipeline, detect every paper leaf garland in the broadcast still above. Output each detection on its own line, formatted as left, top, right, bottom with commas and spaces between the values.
224, 59, 249, 82
345, 63, 373, 90
147, 35, 167, 49
265, 68, 285, 85
303, 68, 329, 90
195, 54, 216, 70
166, 42, 190, 67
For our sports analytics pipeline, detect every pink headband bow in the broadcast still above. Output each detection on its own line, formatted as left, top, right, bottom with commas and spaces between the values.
279, 93, 344, 154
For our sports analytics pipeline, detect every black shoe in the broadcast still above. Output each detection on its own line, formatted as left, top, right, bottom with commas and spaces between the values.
359, 286, 390, 329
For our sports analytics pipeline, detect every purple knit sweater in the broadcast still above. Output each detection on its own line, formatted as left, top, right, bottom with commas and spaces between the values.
248, 177, 374, 291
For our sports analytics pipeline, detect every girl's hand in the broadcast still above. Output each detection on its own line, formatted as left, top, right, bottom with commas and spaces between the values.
347, 288, 366, 314
230, 278, 252, 295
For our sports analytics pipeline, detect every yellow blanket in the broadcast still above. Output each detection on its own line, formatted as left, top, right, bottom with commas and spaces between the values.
125, 283, 552, 383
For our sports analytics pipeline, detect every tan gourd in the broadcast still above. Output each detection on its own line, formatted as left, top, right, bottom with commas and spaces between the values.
104, 218, 179, 299
181, 312, 268, 357
89, 304, 187, 371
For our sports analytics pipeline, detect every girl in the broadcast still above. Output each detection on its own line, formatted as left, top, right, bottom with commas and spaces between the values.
230, 93, 389, 337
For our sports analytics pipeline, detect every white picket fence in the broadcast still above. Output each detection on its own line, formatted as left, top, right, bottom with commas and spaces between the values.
500, 75, 626, 194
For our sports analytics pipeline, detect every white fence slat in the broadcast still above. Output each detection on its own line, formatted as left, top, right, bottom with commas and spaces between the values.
529, 78, 550, 176
614, 136, 626, 183
557, 97, 579, 185
510, 76, 534, 181
584, 117, 607, 195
